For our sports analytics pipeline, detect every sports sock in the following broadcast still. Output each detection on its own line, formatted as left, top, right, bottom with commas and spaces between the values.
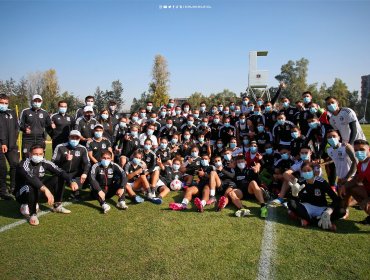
182, 198, 189, 205
201, 200, 206, 207
210, 189, 215, 196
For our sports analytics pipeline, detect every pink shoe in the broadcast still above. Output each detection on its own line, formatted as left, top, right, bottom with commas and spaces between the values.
194, 197, 204, 213
217, 196, 227, 211
206, 196, 217, 205
169, 202, 186, 211
300, 219, 309, 227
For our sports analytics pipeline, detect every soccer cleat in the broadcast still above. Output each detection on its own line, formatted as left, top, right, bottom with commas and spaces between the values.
235, 208, 251, 217
261, 188, 271, 202
150, 197, 163, 205
28, 214, 39, 226
147, 191, 156, 200
288, 210, 299, 221
300, 219, 309, 227
260, 206, 268, 218
52, 205, 71, 214
216, 196, 227, 211
134, 195, 144, 203
271, 198, 284, 206
206, 196, 217, 205
169, 202, 186, 211
102, 203, 111, 214
194, 197, 204, 212
20, 204, 30, 216
116, 200, 128, 210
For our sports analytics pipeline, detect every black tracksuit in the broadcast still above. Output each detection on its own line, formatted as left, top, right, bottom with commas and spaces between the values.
49, 112, 74, 151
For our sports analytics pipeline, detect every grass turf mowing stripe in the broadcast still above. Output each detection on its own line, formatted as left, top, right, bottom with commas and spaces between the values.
0, 202, 71, 233
257, 207, 277, 280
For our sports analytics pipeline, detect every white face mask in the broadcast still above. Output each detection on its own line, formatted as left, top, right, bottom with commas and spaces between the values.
237, 162, 246, 169
86, 101, 94, 107
31, 155, 44, 164
109, 105, 116, 111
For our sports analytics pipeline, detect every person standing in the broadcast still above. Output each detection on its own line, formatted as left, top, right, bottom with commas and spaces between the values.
0, 94, 19, 199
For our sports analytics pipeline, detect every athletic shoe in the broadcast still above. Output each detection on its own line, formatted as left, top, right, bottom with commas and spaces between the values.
20, 204, 30, 216
52, 205, 71, 214
28, 214, 39, 226
288, 210, 299, 221
235, 208, 251, 217
341, 209, 349, 220
261, 188, 271, 202
216, 196, 227, 211
260, 206, 268, 218
150, 197, 163, 205
206, 196, 217, 205
169, 202, 186, 211
116, 200, 128, 210
358, 216, 370, 225
147, 191, 156, 200
194, 197, 204, 212
300, 219, 309, 227
271, 198, 284, 206
102, 203, 111, 214
134, 195, 144, 203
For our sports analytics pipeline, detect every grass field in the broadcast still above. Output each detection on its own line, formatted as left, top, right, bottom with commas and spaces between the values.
0, 127, 369, 280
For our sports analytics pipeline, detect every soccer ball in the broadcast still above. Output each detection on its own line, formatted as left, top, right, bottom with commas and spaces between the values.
170, 179, 182, 191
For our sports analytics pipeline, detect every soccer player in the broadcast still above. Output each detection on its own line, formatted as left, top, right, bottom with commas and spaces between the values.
75, 96, 98, 119
86, 124, 112, 164
74, 106, 98, 146
89, 151, 128, 213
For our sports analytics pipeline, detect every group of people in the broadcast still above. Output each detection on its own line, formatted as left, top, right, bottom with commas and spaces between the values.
0, 83, 369, 229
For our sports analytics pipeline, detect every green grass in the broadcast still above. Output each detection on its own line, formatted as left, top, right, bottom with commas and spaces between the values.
0, 127, 370, 280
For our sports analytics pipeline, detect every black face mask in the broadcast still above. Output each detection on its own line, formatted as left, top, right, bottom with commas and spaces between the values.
84, 114, 92, 120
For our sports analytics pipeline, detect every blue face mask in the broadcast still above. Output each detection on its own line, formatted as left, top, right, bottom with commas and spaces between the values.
150, 118, 157, 123
265, 148, 273, 155
308, 122, 318, 129
160, 112, 166, 117
144, 144, 152, 150
94, 131, 103, 138
101, 159, 111, 168
119, 122, 126, 129
265, 106, 271, 112
140, 113, 146, 118
302, 171, 314, 180
160, 143, 168, 149
300, 153, 310, 161
176, 110, 181, 115
171, 139, 178, 144
229, 143, 236, 149
172, 164, 180, 171
187, 121, 194, 126
257, 101, 263, 106
168, 103, 174, 108
200, 106, 206, 112
131, 131, 138, 138
198, 138, 205, 143
183, 135, 190, 140
257, 126, 264, 133
0, 104, 8, 111
309, 108, 317, 114
212, 109, 217, 114
193, 114, 199, 118
303, 97, 311, 104
283, 102, 289, 108
147, 129, 154, 136
132, 158, 141, 165
101, 114, 109, 120
69, 139, 79, 148
230, 106, 235, 111
224, 123, 230, 127
191, 151, 198, 158
132, 116, 138, 122
243, 100, 248, 105
201, 159, 209, 166
327, 137, 339, 147
250, 146, 257, 153
213, 118, 220, 124
224, 154, 232, 161
355, 151, 367, 162
254, 111, 261, 116
240, 119, 246, 124
249, 106, 254, 112
327, 103, 337, 113
201, 122, 208, 127
291, 132, 299, 139
59, 107, 67, 114
223, 111, 230, 115
281, 153, 289, 160
217, 143, 223, 148
235, 110, 241, 115
277, 119, 285, 125
166, 123, 172, 129
32, 102, 42, 109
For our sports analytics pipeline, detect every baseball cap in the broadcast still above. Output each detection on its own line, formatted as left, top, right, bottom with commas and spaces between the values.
32, 94, 43, 101
84, 106, 93, 112
94, 124, 104, 130
69, 130, 81, 137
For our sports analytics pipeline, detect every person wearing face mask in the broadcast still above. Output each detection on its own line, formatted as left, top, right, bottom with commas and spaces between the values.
179, 146, 202, 188
159, 118, 178, 140
130, 112, 141, 126
287, 162, 344, 230
255, 123, 273, 154
212, 139, 225, 157
86, 124, 112, 164
158, 107, 168, 126
272, 112, 295, 150
179, 130, 194, 158
235, 114, 253, 145
139, 123, 158, 148
112, 117, 129, 155
181, 102, 192, 118
241, 97, 250, 114
108, 100, 120, 127
196, 117, 211, 140
302, 91, 313, 108
98, 109, 114, 142
245, 102, 255, 118
19, 95, 52, 159
304, 114, 328, 161
325, 96, 365, 145
145, 112, 161, 136
138, 108, 148, 124
341, 140, 370, 224
209, 114, 223, 145
217, 103, 224, 116
259, 143, 276, 187
145, 101, 155, 118
74, 106, 98, 146
155, 137, 172, 163
75, 96, 98, 119
49, 100, 74, 152
192, 109, 201, 127
199, 102, 208, 118
118, 125, 141, 168
0, 94, 19, 199
14, 144, 78, 225
89, 151, 128, 213
229, 137, 243, 158
167, 99, 176, 115
173, 106, 186, 130
180, 115, 197, 137
263, 101, 278, 132
52, 130, 90, 202
168, 134, 181, 159
159, 158, 183, 194
195, 133, 212, 157
279, 97, 299, 125
290, 126, 306, 160
219, 117, 236, 146
248, 106, 264, 129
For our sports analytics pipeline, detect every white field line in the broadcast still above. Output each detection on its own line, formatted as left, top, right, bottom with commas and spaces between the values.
257, 207, 277, 280
0, 202, 72, 233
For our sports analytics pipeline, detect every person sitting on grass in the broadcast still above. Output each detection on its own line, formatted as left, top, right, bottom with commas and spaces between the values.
14, 144, 78, 226
157, 157, 183, 199
179, 146, 202, 188
86, 124, 112, 165
287, 162, 345, 231
89, 151, 128, 214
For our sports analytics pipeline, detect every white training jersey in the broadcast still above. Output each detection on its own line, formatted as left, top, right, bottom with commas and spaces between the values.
327, 145, 354, 179
329, 107, 365, 143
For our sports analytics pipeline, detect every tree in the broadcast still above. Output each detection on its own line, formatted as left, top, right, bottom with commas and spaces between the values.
110, 80, 125, 109
275, 58, 309, 101
60, 91, 83, 115
327, 78, 350, 107
209, 89, 239, 106
130, 91, 152, 113
93, 86, 105, 112
150, 54, 170, 107
41, 69, 60, 112
27, 71, 43, 100
187, 92, 207, 108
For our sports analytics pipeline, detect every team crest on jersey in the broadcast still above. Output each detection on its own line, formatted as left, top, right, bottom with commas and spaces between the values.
67, 117, 71, 121
102, 144, 106, 149
314, 188, 321, 196
90, 124, 94, 129
39, 113, 43, 118
75, 151, 80, 157
29, 114, 32, 116
116, 115, 119, 119
146, 157, 151, 162
108, 168, 113, 174
196, 161, 200, 165
39, 166, 45, 177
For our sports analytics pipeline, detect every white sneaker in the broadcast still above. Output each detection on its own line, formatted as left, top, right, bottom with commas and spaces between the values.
147, 191, 156, 200
102, 203, 111, 214
235, 208, 251, 217
53, 205, 71, 214
116, 200, 128, 210
20, 204, 30, 216
271, 198, 283, 205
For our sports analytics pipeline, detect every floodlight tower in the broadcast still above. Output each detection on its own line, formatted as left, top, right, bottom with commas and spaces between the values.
245, 51, 270, 101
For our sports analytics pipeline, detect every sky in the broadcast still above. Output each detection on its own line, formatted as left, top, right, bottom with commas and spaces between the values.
0, 0, 369, 110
